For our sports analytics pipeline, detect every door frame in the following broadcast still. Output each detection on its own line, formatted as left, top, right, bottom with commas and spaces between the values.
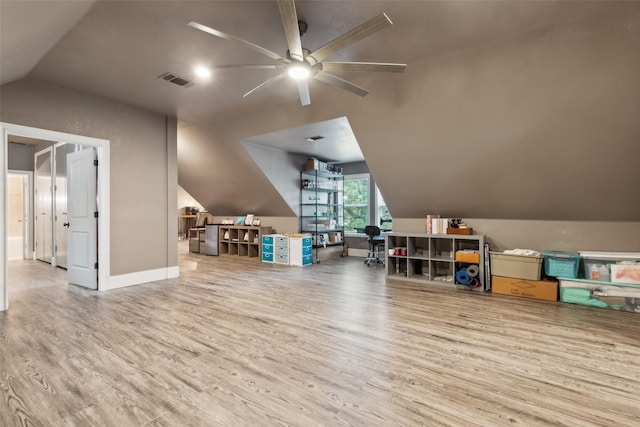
1, 122, 111, 311
7, 170, 33, 260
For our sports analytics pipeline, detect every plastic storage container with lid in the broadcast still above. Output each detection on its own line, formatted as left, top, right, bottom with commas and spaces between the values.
580, 251, 640, 283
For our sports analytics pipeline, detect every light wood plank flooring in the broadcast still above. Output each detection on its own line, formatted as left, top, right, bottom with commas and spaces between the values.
2, 249, 640, 426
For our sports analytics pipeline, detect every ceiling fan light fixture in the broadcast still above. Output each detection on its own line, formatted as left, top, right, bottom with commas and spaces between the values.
188, 3, 405, 106
288, 64, 310, 80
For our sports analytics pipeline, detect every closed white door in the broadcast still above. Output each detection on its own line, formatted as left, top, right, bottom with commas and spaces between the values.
66, 148, 97, 289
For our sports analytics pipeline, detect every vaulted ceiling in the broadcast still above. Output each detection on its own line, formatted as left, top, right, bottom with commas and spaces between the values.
1, 0, 612, 123
2, 1, 640, 221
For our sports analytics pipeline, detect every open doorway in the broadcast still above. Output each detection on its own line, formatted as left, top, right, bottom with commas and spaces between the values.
1, 122, 111, 311
7, 170, 32, 261
33, 142, 87, 269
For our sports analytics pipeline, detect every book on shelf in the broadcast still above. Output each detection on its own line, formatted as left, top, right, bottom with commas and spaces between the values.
430, 217, 449, 235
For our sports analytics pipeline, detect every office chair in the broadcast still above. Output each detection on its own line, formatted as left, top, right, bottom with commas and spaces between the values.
364, 225, 385, 267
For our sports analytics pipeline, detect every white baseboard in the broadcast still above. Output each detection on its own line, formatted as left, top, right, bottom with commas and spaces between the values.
348, 248, 368, 258
106, 266, 179, 290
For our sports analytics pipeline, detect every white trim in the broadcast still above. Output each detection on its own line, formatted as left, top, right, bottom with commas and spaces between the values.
1, 134, 6, 310
1, 122, 111, 310
106, 266, 179, 290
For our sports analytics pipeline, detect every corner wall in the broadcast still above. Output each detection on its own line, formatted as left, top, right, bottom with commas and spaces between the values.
1, 79, 177, 276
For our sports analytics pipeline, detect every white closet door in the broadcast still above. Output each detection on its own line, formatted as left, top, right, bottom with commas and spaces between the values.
66, 148, 97, 289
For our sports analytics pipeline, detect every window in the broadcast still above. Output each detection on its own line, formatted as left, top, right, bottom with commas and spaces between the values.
343, 174, 369, 232
343, 173, 392, 233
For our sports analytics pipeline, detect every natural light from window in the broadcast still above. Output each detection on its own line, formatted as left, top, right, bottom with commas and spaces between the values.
344, 174, 391, 233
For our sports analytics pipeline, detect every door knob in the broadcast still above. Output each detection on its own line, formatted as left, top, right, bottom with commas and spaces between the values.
63, 222, 70, 228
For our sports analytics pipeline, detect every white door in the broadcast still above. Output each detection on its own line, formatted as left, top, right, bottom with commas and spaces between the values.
20, 173, 31, 260
66, 148, 97, 289
35, 150, 53, 263
55, 144, 75, 269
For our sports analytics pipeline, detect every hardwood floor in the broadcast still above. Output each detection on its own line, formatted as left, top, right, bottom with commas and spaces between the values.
2, 248, 640, 426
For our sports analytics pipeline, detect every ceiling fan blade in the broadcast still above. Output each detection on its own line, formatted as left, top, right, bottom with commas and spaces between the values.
321, 62, 406, 73
307, 13, 393, 65
296, 80, 311, 106
188, 21, 284, 62
314, 71, 369, 97
277, 0, 304, 62
243, 73, 287, 98
212, 64, 285, 70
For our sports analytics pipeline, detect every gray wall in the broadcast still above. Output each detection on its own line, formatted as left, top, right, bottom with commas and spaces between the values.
394, 218, 640, 253
1, 79, 177, 276
177, 5, 640, 252
7, 142, 34, 171
241, 142, 307, 217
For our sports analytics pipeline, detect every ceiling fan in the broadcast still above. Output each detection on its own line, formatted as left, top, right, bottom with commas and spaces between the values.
187, 0, 406, 106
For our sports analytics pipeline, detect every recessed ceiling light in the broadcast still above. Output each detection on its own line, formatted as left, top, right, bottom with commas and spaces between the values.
288, 64, 310, 80
194, 65, 211, 79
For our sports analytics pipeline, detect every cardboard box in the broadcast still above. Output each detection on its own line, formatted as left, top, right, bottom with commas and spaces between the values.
490, 252, 543, 280
491, 275, 558, 301
305, 158, 319, 171
328, 232, 342, 243
305, 158, 327, 172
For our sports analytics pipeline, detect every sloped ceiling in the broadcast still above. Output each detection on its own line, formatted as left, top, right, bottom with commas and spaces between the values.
0, 0, 96, 85
2, 1, 640, 221
1, 0, 613, 121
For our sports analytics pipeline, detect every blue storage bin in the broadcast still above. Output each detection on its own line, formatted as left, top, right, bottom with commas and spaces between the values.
542, 250, 580, 278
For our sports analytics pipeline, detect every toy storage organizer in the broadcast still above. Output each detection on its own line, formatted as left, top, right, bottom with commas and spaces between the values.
386, 232, 486, 291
